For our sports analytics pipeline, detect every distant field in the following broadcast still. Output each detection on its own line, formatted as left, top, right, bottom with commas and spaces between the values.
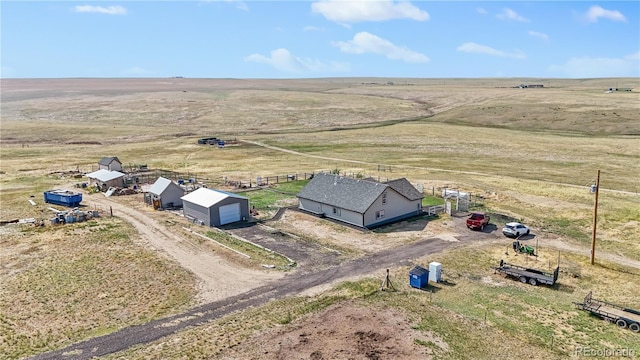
1, 77, 639, 359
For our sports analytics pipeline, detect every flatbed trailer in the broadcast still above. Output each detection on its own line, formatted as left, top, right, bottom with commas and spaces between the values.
493, 260, 559, 286
574, 291, 640, 333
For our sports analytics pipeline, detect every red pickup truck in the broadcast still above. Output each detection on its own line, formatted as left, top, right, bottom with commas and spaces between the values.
466, 212, 490, 230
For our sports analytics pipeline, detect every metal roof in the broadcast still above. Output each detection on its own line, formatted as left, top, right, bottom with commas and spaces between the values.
181, 187, 247, 208
296, 173, 386, 213
148, 177, 175, 195
86, 169, 125, 182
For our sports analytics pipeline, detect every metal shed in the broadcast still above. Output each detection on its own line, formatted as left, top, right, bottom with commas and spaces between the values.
85, 169, 125, 190
409, 266, 429, 289
148, 177, 184, 209
181, 187, 249, 227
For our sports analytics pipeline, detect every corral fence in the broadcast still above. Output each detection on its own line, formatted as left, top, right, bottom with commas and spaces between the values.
225, 172, 315, 189
63, 166, 486, 213
224, 170, 396, 190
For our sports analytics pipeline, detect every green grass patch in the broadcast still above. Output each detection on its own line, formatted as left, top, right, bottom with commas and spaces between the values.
272, 179, 309, 194
243, 190, 292, 212
422, 195, 443, 207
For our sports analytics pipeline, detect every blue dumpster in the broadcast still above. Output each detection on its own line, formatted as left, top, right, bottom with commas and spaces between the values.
409, 266, 429, 289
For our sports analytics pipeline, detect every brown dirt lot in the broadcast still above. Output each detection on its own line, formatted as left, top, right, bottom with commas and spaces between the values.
225, 300, 446, 360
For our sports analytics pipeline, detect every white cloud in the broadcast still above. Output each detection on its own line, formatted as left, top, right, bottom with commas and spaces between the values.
457, 42, 526, 59
74, 5, 127, 15
311, 0, 429, 23
244, 48, 350, 74
477, 7, 488, 15
585, 5, 626, 23
625, 51, 640, 61
333, 32, 429, 63
496, 8, 529, 22
549, 53, 639, 77
528, 30, 549, 41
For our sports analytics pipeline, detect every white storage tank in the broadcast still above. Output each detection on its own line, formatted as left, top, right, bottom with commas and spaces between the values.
429, 262, 442, 283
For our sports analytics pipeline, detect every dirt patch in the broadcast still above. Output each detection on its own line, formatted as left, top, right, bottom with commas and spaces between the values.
229, 300, 446, 360
275, 210, 457, 255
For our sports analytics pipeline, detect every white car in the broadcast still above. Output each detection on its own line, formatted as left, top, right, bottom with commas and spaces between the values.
502, 222, 530, 238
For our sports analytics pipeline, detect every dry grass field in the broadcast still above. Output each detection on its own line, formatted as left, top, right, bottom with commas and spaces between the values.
1, 77, 639, 359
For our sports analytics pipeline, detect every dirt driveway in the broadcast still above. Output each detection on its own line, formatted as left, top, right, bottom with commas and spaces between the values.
85, 195, 283, 304
224, 221, 344, 270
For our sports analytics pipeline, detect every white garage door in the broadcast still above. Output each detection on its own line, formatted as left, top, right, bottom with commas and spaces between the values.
219, 203, 241, 225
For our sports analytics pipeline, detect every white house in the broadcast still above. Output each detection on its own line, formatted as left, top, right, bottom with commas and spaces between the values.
296, 173, 424, 228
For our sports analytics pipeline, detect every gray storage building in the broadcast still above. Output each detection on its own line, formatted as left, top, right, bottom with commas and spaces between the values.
98, 156, 123, 171
181, 187, 249, 227
296, 173, 424, 228
148, 177, 184, 209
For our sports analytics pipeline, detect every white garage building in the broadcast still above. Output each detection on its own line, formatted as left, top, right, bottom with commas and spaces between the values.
181, 187, 250, 227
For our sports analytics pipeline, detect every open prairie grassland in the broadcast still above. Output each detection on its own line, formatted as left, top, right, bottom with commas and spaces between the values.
1, 77, 639, 359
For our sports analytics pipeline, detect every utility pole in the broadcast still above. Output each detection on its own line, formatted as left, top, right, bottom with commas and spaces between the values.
590, 169, 600, 265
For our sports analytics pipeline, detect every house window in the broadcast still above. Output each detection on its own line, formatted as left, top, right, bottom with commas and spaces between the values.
333, 207, 341, 216
382, 192, 387, 205
376, 210, 385, 219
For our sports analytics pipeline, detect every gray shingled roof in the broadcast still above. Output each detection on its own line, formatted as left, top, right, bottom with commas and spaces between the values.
99, 156, 121, 166
297, 173, 386, 213
384, 178, 424, 201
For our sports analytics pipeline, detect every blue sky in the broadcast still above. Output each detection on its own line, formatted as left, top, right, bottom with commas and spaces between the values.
2, 1, 639, 78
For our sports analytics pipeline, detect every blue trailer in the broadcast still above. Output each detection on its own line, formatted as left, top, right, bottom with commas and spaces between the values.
44, 190, 82, 207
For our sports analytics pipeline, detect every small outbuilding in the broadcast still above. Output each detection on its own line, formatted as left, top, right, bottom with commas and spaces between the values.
409, 266, 429, 289
86, 169, 125, 190
181, 187, 249, 227
148, 177, 184, 209
98, 156, 123, 171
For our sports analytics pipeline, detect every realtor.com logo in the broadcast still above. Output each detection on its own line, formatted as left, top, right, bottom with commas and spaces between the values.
575, 346, 635, 358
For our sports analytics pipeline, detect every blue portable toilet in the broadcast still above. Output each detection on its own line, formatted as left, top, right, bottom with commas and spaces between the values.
409, 266, 429, 289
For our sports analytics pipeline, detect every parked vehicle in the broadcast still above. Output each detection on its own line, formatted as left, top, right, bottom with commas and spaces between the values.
466, 212, 490, 230
574, 291, 640, 333
493, 259, 559, 286
502, 222, 530, 238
